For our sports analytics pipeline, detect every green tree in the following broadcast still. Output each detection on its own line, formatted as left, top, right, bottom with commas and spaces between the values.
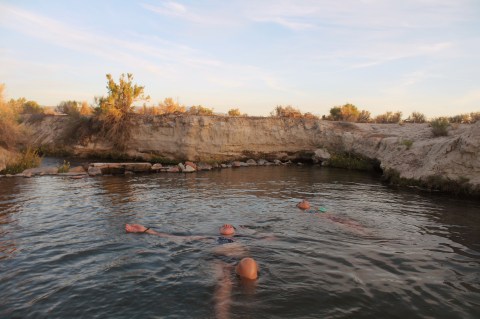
96, 73, 149, 150
56, 100, 80, 116
328, 106, 342, 121
22, 100, 43, 114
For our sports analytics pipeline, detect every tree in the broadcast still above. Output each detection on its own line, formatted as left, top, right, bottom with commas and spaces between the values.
340, 103, 359, 122
98, 73, 149, 117
328, 106, 342, 121
96, 73, 149, 150
22, 100, 43, 114
56, 100, 80, 116
79, 101, 93, 116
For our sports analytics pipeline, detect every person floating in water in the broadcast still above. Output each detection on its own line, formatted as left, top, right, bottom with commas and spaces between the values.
125, 223, 260, 319
296, 200, 367, 235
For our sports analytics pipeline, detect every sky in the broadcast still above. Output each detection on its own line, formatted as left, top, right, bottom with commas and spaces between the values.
1, 0, 479, 118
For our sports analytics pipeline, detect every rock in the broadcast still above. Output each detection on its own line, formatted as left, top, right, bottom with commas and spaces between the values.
183, 165, 196, 173
221, 164, 228, 168
185, 161, 197, 170
178, 163, 186, 171
257, 159, 268, 166
124, 163, 152, 172
151, 163, 163, 170
69, 166, 86, 173
22, 167, 59, 176
246, 159, 257, 166
167, 166, 180, 173
273, 160, 282, 165
232, 161, 242, 167
88, 166, 102, 176
197, 162, 212, 170
312, 148, 331, 163
125, 170, 134, 175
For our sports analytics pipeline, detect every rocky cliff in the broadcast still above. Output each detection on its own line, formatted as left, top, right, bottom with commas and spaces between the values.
19, 114, 480, 194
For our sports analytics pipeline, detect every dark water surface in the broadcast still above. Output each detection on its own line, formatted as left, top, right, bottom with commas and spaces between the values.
1, 166, 479, 318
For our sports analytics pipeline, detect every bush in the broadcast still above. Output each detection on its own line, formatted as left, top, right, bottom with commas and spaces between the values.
470, 112, 480, 123
0, 84, 23, 149
430, 117, 450, 136
406, 112, 426, 123
188, 105, 214, 116
401, 139, 413, 150
357, 110, 371, 123
22, 100, 44, 114
228, 108, 241, 116
57, 160, 70, 173
271, 105, 303, 118
2, 147, 41, 174
56, 100, 81, 116
374, 111, 402, 123
157, 97, 186, 114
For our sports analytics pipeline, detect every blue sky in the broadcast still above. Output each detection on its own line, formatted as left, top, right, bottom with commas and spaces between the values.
1, 0, 479, 118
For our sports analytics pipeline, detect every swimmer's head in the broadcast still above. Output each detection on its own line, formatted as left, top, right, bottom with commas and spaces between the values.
297, 199, 310, 210
235, 257, 258, 280
219, 224, 235, 236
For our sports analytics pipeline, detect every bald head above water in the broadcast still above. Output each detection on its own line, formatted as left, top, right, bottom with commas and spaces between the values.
235, 257, 258, 280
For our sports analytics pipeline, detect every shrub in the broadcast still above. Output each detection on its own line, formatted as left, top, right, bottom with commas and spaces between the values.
470, 112, 480, 123
0, 84, 23, 149
188, 105, 214, 116
56, 100, 81, 116
2, 147, 41, 174
271, 105, 303, 118
375, 111, 402, 123
57, 160, 71, 173
157, 97, 186, 114
80, 101, 93, 116
449, 114, 470, 124
357, 110, 371, 123
22, 100, 44, 114
228, 108, 241, 116
430, 117, 450, 136
401, 139, 413, 150
406, 112, 426, 123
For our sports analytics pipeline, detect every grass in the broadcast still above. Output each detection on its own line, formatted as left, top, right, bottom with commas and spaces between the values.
430, 117, 450, 137
327, 152, 381, 171
401, 139, 413, 150
1, 147, 41, 174
57, 160, 70, 173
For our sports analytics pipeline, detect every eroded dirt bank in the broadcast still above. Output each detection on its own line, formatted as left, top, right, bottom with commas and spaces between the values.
14, 115, 480, 195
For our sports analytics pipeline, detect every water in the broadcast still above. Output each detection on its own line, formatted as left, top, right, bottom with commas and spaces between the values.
0, 166, 479, 319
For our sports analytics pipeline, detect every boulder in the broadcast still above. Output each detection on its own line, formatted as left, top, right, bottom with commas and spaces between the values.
183, 165, 196, 173
312, 148, 331, 163
185, 161, 197, 170
197, 162, 212, 170
69, 166, 86, 173
246, 159, 257, 166
88, 166, 102, 176
22, 167, 59, 176
151, 163, 163, 170
167, 166, 180, 173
